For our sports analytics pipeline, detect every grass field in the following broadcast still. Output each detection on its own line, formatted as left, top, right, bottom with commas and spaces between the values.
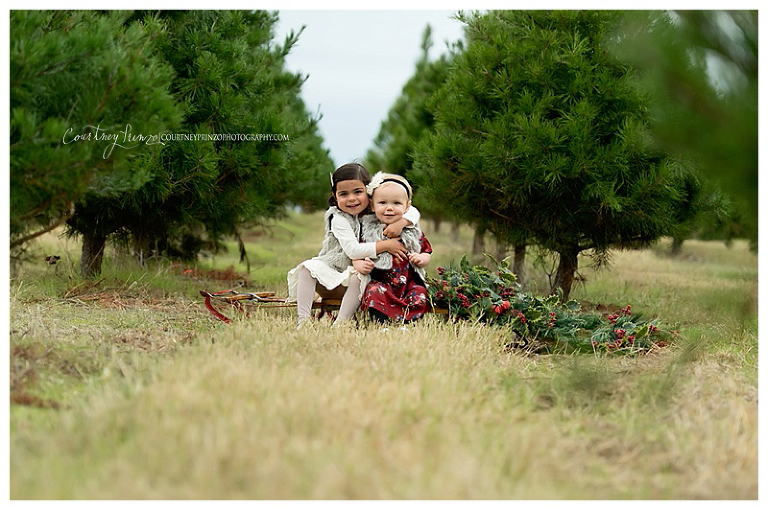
8, 211, 758, 499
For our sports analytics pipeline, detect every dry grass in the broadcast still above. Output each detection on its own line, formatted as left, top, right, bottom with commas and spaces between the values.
8, 214, 758, 499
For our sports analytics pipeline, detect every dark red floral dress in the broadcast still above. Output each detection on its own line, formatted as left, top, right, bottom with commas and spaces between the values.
362, 234, 433, 322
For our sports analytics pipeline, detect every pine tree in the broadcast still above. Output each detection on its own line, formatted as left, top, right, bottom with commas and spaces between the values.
10, 11, 183, 255
613, 10, 757, 244
412, 10, 686, 299
365, 26, 459, 235
281, 82, 334, 212
666, 168, 736, 255
367, 26, 454, 177
65, 10, 332, 276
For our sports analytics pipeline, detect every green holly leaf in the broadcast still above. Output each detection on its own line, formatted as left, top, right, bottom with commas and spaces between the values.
634, 323, 650, 339
565, 300, 581, 312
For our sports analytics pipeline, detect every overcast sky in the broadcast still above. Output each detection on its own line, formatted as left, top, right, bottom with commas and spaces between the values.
274, 10, 466, 168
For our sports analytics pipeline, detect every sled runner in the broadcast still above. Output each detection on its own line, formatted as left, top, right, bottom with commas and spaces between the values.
200, 289, 447, 323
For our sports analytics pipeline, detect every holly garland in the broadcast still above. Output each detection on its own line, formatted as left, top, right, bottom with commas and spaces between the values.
427, 255, 676, 354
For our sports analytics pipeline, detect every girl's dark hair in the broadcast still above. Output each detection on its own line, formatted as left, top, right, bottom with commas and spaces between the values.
327, 163, 372, 207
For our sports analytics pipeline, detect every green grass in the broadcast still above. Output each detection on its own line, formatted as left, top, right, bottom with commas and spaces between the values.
8, 213, 758, 499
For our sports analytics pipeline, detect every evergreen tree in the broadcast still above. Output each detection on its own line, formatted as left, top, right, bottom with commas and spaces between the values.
412, 10, 686, 299
10, 10, 183, 254
666, 168, 736, 255
695, 192, 747, 246
367, 26, 454, 177
365, 26, 456, 229
614, 11, 757, 243
66, 10, 332, 276
282, 88, 334, 213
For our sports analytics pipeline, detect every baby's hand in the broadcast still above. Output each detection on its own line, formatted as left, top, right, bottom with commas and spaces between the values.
353, 257, 374, 275
408, 252, 431, 268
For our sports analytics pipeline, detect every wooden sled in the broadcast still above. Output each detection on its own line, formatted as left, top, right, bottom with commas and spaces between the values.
200, 289, 447, 323
199, 289, 341, 323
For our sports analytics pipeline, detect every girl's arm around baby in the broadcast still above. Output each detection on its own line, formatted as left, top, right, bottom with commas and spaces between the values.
331, 215, 378, 260
333, 215, 407, 262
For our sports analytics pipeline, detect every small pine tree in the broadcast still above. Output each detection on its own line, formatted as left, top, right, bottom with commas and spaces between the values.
65, 10, 332, 276
365, 26, 457, 228
412, 10, 687, 299
367, 26, 452, 174
614, 11, 757, 243
10, 11, 183, 256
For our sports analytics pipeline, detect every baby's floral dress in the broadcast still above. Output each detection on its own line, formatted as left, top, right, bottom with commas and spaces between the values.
362, 234, 433, 322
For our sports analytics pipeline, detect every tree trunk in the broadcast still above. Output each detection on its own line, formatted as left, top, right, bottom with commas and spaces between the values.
512, 243, 526, 287
472, 231, 485, 256
432, 217, 441, 234
670, 237, 684, 256
551, 247, 579, 300
451, 222, 460, 242
495, 240, 508, 265
80, 231, 107, 278
132, 230, 158, 266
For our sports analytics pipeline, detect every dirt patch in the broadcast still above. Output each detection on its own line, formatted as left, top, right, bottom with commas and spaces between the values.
112, 331, 196, 353
11, 392, 61, 409
57, 291, 198, 315
579, 300, 630, 315
10, 344, 62, 410
170, 264, 250, 286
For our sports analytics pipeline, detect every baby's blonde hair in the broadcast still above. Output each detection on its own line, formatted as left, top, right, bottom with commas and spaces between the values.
370, 172, 412, 199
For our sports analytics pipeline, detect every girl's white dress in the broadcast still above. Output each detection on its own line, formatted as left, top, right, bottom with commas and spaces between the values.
287, 205, 420, 301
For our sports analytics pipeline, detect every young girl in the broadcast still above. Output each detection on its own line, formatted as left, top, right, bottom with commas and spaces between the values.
287, 163, 421, 327
354, 173, 432, 325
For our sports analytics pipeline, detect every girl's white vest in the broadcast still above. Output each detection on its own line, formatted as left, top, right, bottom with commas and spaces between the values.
315, 207, 360, 272
360, 214, 427, 285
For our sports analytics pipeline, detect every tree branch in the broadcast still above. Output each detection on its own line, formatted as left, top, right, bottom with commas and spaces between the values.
10, 202, 75, 249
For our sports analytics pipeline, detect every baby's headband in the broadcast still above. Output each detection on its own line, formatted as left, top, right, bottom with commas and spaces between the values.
380, 178, 412, 199
366, 172, 412, 199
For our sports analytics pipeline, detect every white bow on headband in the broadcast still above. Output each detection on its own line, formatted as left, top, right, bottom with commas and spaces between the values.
366, 172, 412, 198
365, 172, 385, 195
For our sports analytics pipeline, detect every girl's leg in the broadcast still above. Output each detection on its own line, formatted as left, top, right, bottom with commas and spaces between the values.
335, 273, 362, 322
296, 269, 361, 325
295, 267, 318, 323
